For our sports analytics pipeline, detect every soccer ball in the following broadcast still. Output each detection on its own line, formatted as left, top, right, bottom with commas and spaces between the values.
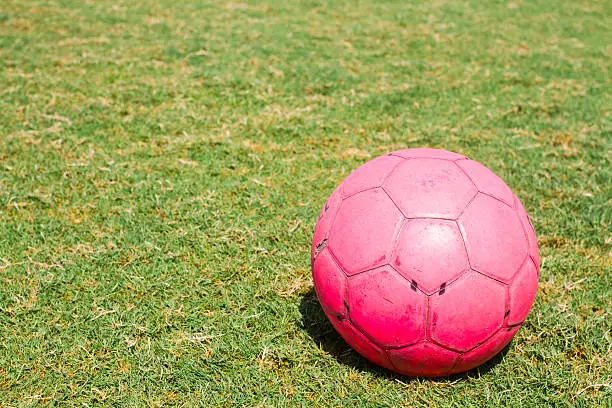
311, 148, 539, 376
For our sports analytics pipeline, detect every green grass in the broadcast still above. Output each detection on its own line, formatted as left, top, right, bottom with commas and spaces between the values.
1, 0, 611, 406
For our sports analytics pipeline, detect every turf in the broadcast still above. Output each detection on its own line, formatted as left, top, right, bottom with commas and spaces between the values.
1, 0, 611, 406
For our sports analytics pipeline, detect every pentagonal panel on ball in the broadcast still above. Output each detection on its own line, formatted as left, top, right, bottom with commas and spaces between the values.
450, 325, 520, 374
311, 187, 342, 263
390, 148, 466, 161
507, 258, 538, 326
429, 271, 506, 352
387, 341, 460, 377
392, 219, 469, 294
456, 159, 515, 208
458, 194, 528, 282
383, 158, 477, 219
347, 267, 427, 348
328, 188, 403, 275
341, 154, 404, 198
312, 247, 347, 320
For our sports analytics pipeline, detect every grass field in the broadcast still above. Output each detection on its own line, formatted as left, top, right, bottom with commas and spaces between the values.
1, 0, 611, 406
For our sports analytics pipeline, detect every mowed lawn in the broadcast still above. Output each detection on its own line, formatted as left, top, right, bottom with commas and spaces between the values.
1, 0, 610, 406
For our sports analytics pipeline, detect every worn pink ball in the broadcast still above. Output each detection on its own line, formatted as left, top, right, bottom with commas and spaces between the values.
311, 148, 539, 377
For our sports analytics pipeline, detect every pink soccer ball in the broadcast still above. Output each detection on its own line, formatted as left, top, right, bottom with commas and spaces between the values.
311, 148, 539, 377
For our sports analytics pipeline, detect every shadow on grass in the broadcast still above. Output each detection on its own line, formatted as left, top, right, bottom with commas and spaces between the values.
299, 288, 511, 382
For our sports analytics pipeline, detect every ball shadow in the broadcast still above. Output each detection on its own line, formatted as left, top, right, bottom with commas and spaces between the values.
299, 288, 512, 382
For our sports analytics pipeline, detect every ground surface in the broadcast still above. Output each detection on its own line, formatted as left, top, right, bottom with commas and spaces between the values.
1, 0, 611, 406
